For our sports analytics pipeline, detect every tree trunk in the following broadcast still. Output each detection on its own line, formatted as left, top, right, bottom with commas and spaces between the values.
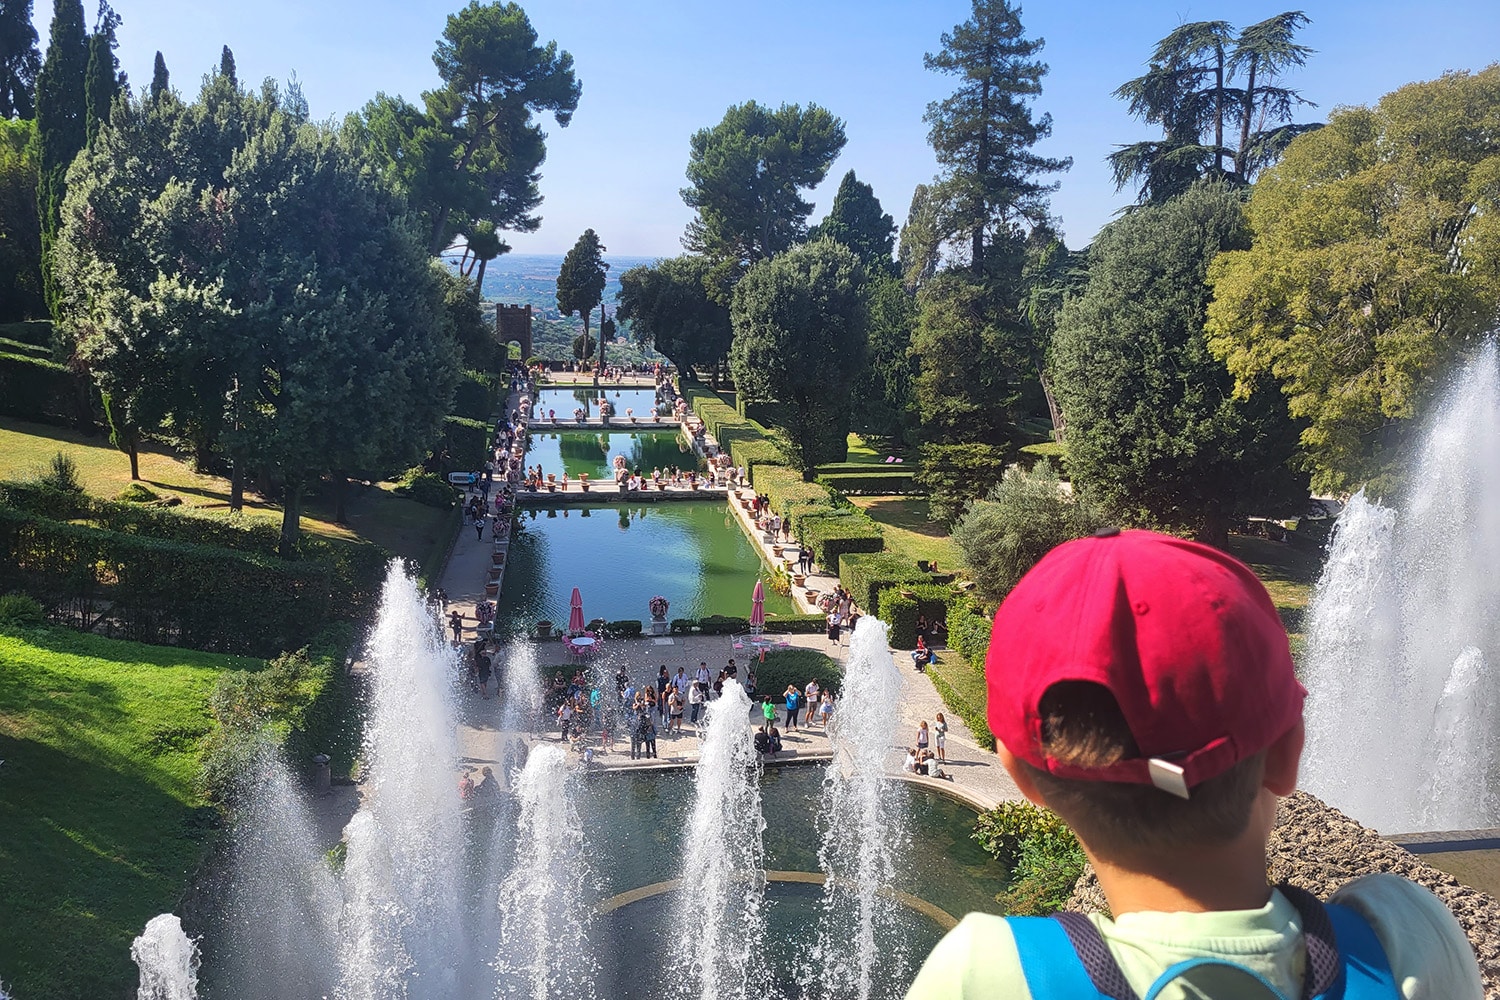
229, 460, 244, 512
1213, 45, 1226, 174
595, 302, 606, 376
127, 434, 139, 480
1236, 55, 1258, 179
279, 479, 303, 559
475, 256, 488, 293
1197, 501, 1231, 550
1038, 368, 1066, 443
972, 73, 993, 275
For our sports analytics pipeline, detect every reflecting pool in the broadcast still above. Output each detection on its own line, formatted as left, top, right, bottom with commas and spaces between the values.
497, 501, 796, 632
525, 429, 701, 481
534, 386, 664, 419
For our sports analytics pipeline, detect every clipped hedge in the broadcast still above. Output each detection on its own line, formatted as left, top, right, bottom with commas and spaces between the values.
878, 590, 918, 647
841, 551, 928, 613
441, 415, 489, 472
761, 614, 827, 634
0, 319, 53, 349
816, 471, 921, 495
947, 593, 992, 671
0, 507, 336, 655
680, 380, 787, 472
451, 371, 498, 421
0, 351, 91, 429
661, 613, 826, 635
750, 463, 832, 517
603, 619, 644, 638
928, 654, 995, 750
751, 647, 842, 702
799, 510, 884, 574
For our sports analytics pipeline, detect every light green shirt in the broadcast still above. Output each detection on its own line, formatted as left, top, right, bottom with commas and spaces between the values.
905, 874, 1482, 1000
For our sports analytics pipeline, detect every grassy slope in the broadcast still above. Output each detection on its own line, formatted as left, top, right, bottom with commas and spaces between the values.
1225, 533, 1321, 660
0, 416, 449, 564
0, 628, 258, 1000
847, 495, 965, 573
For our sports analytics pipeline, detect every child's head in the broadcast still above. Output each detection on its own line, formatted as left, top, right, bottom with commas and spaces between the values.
986, 529, 1304, 859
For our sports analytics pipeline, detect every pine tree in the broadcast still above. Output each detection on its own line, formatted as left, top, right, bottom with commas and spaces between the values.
218, 45, 235, 85
34, 0, 87, 318
0, 0, 42, 118
148, 50, 167, 101
83, 1, 120, 144
809, 170, 896, 273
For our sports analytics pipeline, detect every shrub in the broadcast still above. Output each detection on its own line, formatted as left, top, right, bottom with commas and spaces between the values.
451, 371, 497, 421
916, 442, 1012, 527
38, 451, 82, 494
750, 648, 842, 701
799, 510, 884, 575
0, 351, 91, 429
603, 619, 643, 638
840, 552, 928, 612
759, 613, 827, 634
0, 591, 44, 628
0, 480, 86, 520
394, 467, 457, 509
928, 655, 994, 750
750, 463, 830, 516
697, 614, 749, 635
0, 319, 54, 349
877, 589, 918, 647
681, 379, 788, 472
946, 594, 992, 671
669, 617, 696, 634
973, 801, 1086, 917
440, 416, 489, 473
115, 483, 160, 503
951, 461, 1103, 605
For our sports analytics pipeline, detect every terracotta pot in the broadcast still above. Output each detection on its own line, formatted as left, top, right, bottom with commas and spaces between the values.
793, 574, 806, 587
772, 545, 784, 558
484, 582, 499, 596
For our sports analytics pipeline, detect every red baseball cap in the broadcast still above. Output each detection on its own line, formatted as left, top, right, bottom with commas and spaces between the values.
985, 528, 1303, 799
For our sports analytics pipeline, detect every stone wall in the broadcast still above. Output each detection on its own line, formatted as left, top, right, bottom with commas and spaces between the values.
1065, 791, 1500, 998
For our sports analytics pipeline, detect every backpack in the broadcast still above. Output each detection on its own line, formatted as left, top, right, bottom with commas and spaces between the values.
1008, 884, 1398, 1000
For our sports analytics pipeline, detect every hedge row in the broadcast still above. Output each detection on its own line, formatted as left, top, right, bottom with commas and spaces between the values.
751, 648, 842, 700
841, 552, 930, 613
663, 613, 827, 635
452, 371, 499, 422
947, 593, 993, 671
750, 464, 831, 517
0, 319, 53, 348
876, 582, 957, 648
0, 482, 388, 615
441, 415, 490, 472
816, 472, 920, 495
928, 655, 995, 750
0, 351, 93, 429
0, 507, 336, 655
799, 509, 884, 574
680, 380, 787, 472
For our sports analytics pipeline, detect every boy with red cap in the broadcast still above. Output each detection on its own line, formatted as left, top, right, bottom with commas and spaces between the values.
906, 528, 1481, 1000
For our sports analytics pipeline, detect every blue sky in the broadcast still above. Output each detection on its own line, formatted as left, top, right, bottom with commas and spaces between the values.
38, 0, 1500, 256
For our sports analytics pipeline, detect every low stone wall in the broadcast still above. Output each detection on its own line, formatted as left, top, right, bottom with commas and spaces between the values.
1065, 791, 1500, 998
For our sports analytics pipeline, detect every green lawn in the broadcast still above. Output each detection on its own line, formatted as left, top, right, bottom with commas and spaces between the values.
0, 627, 258, 1000
1226, 533, 1322, 661
0, 416, 450, 565
848, 495, 966, 574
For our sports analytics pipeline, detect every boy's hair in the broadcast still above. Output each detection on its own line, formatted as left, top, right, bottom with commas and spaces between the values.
1021, 680, 1267, 854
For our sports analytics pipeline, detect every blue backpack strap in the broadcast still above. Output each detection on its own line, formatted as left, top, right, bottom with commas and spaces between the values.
1277, 884, 1399, 1000
1007, 914, 1135, 1000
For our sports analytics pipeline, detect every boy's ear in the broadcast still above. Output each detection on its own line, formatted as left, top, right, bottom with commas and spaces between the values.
1263, 717, 1305, 796
997, 742, 1050, 809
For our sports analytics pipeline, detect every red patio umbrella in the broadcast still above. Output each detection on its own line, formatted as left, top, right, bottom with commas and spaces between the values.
568, 587, 585, 633
750, 579, 766, 629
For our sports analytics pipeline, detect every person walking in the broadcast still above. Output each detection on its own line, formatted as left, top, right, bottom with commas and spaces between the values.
689, 681, 706, 727
473, 511, 487, 541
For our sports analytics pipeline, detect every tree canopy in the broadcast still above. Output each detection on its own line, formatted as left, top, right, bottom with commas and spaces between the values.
351, 1, 579, 260
617, 255, 732, 381
83, 1, 121, 145
1110, 12, 1320, 204
1206, 66, 1500, 494
0, 0, 41, 118
1052, 182, 1306, 545
923, 0, 1071, 272
54, 70, 461, 552
809, 169, 896, 273
0, 117, 41, 319
681, 100, 846, 270
34, 0, 88, 318
729, 239, 868, 476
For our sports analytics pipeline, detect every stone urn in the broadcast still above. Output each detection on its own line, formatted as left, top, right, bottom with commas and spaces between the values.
484, 581, 500, 596
772, 544, 784, 558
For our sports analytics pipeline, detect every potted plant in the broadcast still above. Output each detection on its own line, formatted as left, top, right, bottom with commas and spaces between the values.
534, 620, 553, 640
769, 565, 792, 597
772, 544, 784, 558
484, 580, 500, 596
793, 572, 807, 587
649, 595, 670, 622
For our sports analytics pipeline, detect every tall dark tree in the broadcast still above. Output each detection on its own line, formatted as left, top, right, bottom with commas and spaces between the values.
0, 0, 41, 118
730, 239, 868, 476
555, 228, 608, 372
148, 50, 167, 101
218, 44, 235, 84
34, 0, 87, 319
850, 270, 918, 441
0, 117, 42, 319
681, 100, 846, 272
1051, 183, 1306, 546
83, 0, 120, 144
617, 255, 733, 385
897, 182, 946, 291
809, 169, 896, 274
1110, 13, 1318, 204
923, 0, 1071, 273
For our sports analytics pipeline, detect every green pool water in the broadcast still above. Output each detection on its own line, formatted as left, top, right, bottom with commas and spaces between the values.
524, 429, 700, 482
533, 386, 664, 419
497, 501, 795, 633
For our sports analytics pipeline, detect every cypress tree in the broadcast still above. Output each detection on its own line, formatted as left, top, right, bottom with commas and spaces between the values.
218, 44, 235, 84
0, 0, 42, 118
83, 3, 119, 144
149, 50, 167, 101
34, 0, 87, 319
